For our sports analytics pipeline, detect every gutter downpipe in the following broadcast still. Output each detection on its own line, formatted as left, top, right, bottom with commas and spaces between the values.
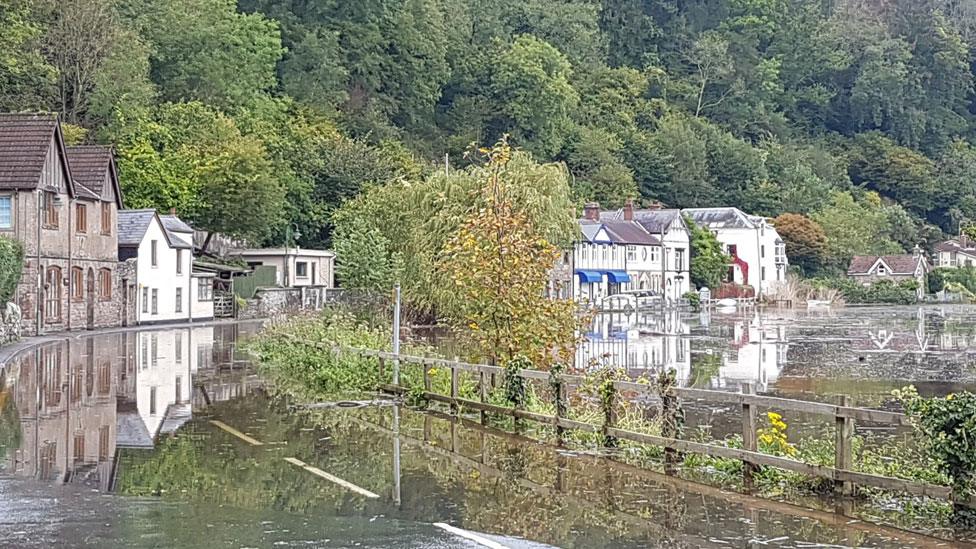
35, 190, 42, 336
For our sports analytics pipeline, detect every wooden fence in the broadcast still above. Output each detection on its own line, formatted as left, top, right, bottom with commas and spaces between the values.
303, 341, 973, 508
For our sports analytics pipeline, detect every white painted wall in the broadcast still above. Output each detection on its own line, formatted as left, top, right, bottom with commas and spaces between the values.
190, 275, 214, 320
710, 222, 787, 297
135, 217, 192, 324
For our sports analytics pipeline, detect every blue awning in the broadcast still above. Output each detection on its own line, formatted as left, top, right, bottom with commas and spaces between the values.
605, 270, 631, 283
575, 270, 603, 283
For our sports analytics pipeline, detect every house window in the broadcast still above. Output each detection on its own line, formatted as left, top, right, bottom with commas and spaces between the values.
626, 245, 636, 261
151, 289, 158, 314
175, 376, 183, 404
150, 240, 158, 267
142, 287, 148, 313
45, 266, 62, 322
0, 196, 12, 229
149, 386, 157, 415
99, 268, 111, 300
97, 360, 110, 395
140, 336, 147, 368
761, 266, 767, 281
197, 278, 212, 301
151, 334, 158, 365
73, 434, 85, 464
75, 204, 87, 233
296, 261, 308, 278
101, 203, 111, 235
176, 250, 183, 275
98, 426, 109, 461
761, 245, 765, 258
42, 192, 59, 228
727, 244, 737, 257
675, 249, 685, 271
877, 265, 887, 276
175, 288, 183, 313
602, 246, 607, 261
650, 247, 660, 262
71, 267, 84, 302
175, 332, 182, 364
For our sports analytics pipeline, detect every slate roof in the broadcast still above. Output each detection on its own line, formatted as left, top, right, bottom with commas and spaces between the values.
848, 255, 924, 276
0, 113, 67, 191
159, 214, 194, 234
935, 237, 976, 255
602, 220, 661, 246
117, 209, 158, 247
683, 207, 756, 229
65, 145, 111, 194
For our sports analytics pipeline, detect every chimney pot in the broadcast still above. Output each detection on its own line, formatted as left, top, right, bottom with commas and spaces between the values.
623, 199, 634, 221
583, 202, 600, 221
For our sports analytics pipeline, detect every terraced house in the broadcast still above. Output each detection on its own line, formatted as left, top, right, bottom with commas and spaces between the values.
0, 113, 124, 335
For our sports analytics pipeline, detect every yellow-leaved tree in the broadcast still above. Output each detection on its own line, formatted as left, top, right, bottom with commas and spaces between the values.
438, 139, 580, 368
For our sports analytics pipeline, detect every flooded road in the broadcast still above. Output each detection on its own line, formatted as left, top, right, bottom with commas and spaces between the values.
581, 305, 976, 399
0, 310, 974, 547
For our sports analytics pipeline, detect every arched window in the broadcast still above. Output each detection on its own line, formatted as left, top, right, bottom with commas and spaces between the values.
45, 266, 62, 322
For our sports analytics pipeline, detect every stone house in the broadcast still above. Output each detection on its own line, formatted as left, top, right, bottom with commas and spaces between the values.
847, 252, 929, 299
0, 114, 124, 335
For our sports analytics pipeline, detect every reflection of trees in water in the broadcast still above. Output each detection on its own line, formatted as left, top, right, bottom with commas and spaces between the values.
0, 370, 22, 468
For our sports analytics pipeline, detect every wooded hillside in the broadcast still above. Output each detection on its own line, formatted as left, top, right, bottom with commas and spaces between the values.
3, 0, 974, 273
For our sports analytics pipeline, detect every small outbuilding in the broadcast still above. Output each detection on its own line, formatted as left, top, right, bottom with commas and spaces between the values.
235, 248, 335, 288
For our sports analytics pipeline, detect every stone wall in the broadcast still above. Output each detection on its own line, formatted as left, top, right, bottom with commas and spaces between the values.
0, 301, 24, 345
238, 286, 358, 320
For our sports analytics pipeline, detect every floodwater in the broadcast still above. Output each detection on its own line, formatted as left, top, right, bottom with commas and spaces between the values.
0, 311, 974, 547
581, 305, 976, 399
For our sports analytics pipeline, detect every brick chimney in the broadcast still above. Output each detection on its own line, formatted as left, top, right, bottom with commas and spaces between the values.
623, 199, 634, 221
583, 202, 600, 221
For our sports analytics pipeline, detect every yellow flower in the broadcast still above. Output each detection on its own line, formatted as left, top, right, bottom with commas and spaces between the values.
947, 393, 955, 401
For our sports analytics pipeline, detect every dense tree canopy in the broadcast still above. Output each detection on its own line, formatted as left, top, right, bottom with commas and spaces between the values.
2, 0, 976, 272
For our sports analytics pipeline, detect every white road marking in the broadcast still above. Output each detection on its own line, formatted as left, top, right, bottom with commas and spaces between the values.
284, 457, 379, 498
210, 420, 264, 446
432, 523, 510, 549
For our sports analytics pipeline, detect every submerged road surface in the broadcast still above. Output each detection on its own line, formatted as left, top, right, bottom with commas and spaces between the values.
0, 320, 973, 547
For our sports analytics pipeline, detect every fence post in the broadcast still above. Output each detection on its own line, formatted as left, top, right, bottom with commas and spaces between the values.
421, 359, 432, 409
741, 382, 758, 490
378, 356, 386, 383
553, 375, 566, 446
602, 378, 618, 448
660, 371, 681, 474
479, 369, 488, 424
450, 357, 459, 415
835, 395, 854, 496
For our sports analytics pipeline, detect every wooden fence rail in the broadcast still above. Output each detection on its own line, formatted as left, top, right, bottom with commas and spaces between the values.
299, 340, 972, 507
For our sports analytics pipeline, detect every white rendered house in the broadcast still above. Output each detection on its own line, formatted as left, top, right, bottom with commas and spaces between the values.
574, 202, 692, 305
118, 209, 212, 324
683, 207, 788, 297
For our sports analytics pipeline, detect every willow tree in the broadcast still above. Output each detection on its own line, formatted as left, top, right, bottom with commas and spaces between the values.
438, 140, 579, 368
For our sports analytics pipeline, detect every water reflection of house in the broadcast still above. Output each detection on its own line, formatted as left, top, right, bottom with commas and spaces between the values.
0, 325, 265, 489
715, 315, 788, 392
3, 338, 121, 489
576, 311, 691, 379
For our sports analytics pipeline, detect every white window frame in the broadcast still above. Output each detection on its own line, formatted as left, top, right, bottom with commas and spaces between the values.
0, 195, 13, 230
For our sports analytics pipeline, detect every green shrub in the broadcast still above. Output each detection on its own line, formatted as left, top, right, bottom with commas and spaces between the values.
0, 237, 23, 307
812, 277, 918, 304
683, 290, 701, 311
894, 386, 976, 502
